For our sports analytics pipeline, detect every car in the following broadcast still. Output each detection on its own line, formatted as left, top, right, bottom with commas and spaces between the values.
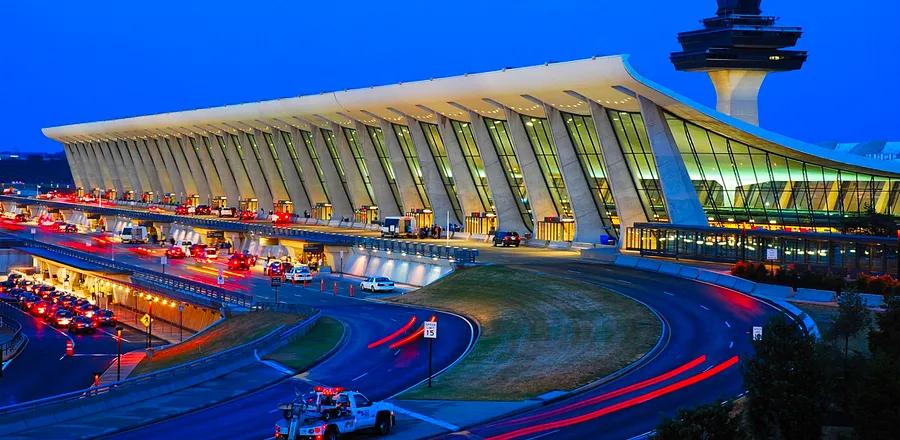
285, 265, 313, 282
19, 293, 40, 310
265, 261, 285, 277
58, 295, 77, 309
61, 223, 77, 233
239, 210, 255, 221
69, 316, 97, 334
216, 206, 236, 218
93, 309, 116, 326
272, 211, 292, 224
30, 300, 51, 317
360, 276, 395, 293
76, 303, 98, 318
166, 246, 186, 259
492, 231, 521, 247
52, 310, 74, 327
174, 204, 196, 215
228, 253, 253, 270
194, 205, 212, 215
203, 247, 218, 260
148, 206, 167, 213
189, 244, 207, 258
14, 213, 28, 222
43, 302, 62, 319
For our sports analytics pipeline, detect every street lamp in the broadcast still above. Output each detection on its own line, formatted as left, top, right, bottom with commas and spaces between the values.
116, 326, 123, 381
178, 302, 185, 342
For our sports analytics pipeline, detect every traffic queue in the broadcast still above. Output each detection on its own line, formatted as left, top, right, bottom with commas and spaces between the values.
0, 273, 116, 334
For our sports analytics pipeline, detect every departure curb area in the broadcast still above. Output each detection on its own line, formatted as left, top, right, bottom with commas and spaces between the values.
0, 310, 321, 436
599, 253, 822, 339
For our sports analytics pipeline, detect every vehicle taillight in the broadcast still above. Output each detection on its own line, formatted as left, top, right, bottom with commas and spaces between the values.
274, 425, 281, 437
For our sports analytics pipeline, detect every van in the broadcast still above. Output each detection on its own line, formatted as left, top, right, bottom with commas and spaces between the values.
381, 216, 416, 238
119, 226, 148, 244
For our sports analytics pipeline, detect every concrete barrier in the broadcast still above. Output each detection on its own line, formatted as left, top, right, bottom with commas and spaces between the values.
324, 247, 453, 287
752, 283, 795, 299
794, 288, 834, 303
859, 293, 885, 308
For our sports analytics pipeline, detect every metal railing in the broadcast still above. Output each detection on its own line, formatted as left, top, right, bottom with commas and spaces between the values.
11, 236, 253, 308
0, 303, 26, 362
0, 195, 478, 262
0, 309, 321, 430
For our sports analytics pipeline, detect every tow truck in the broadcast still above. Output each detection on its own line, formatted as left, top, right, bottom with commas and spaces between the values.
275, 386, 394, 440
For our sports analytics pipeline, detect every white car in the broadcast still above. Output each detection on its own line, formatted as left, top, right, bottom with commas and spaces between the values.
285, 266, 313, 282
360, 276, 395, 293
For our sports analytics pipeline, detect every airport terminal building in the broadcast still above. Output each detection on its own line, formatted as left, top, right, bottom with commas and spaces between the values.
42, 4, 900, 250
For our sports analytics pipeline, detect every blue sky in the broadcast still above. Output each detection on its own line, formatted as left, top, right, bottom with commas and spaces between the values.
1, 0, 897, 152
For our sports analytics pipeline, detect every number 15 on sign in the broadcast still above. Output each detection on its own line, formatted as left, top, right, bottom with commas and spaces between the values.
424, 321, 437, 339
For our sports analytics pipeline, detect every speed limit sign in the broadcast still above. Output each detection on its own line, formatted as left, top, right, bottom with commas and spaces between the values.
424, 321, 437, 339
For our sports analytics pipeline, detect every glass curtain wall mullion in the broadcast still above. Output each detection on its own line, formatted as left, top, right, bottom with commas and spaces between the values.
450, 120, 493, 213
391, 124, 430, 209
519, 115, 572, 218
321, 129, 353, 205
278, 130, 312, 204
420, 122, 463, 221
341, 127, 376, 204
483, 117, 533, 230
607, 110, 669, 222
561, 112, 618, 234
243, 133, 273, 198
261, 132, 290, 199
299, 130, 330, 203
366, 126, 403, 214
187, 137, 213, 196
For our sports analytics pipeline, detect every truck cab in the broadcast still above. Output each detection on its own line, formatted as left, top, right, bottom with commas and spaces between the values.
380, 216, 416, 238
275, 387, 394, 440
119, 226, 148, 244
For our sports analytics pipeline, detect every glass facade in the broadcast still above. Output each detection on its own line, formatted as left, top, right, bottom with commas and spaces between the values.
321, 129, 353, 205
366, 126, 403, 213
277, 130, 312, 204
342, 127, 375, 204
450, 120, 493, 213
391, 124, 430, 209
299, 129, 330, 203
562, 112, 618, 235
520, 116, 572, 218
607, 110, 669, 222
260, 132, 290, 198
186, 137, 213, 195
484, 117, 533, 231
420, 122, 463, 221
201, 136, 228, 194
229, 133, 265, 197
243, 133, 273, 197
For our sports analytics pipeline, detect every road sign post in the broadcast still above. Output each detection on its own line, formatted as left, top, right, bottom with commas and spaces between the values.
217, 268, 225, 286
178, 303, 185, 342
424, 321, 437, 387
339, 250, 344, 277
160, 255, 167, 274
116, 326, 123, 381
271, 276, 282, 304
752, 326, 763, 341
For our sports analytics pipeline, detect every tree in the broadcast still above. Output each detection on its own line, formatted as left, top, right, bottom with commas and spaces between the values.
829, 292, 870, 362
851, 354, 900, 438
744, 315, 824, 440
868, 296, 900, 358
654, 401, 744, 440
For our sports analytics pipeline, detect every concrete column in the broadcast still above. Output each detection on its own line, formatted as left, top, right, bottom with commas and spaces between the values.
468, 112, 529, 233
143, 138, 175, 194
221, 134, 256, 200
287, 127, 328, 205
235, 131, 274, 211
87, 142, 115, 190
503, 109, 556, 221
269, 129, 311, 213
437, 115, 485, 216
405, 117, 459, 224
310, 126, 353, 218
352, 121, 401, 217
106, 140, 133, 191
377, 119, 423, 211
98, 141, 124, 191
544, 105, 610, 243
708, 70, 767, 126
167, 137, 198, 196
62, 143, 87, 189
133, 139, 164, 196
588, 100, 648, 239
76, 142, 102, 190
111, 140, 142, 193
331, 123, 372, 207
193, 134, 231, 203
250, 129, 290, 204
178, 136, 212, 202
155, 137, 188, 198
638, 96, 708, 226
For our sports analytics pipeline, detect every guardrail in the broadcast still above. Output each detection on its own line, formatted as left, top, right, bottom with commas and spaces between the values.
8, 235, 253, 308
0, 302, 26, 362
0, 195, 478, 263
0, 309, 321, 434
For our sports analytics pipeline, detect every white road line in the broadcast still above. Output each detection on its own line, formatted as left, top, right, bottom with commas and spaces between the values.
617, 280, 634, 285
72, 353, 115, 357
99, 329, 134, 343
699, 305, 710, 311
527, 430, 561, 440
724, 321, 731, 328
663, 291, 675, 296
394, 349, 401, 357
729, 341, 734, 349
392, 405, 460, 431
703, 365, 713, 372
352, 372, 369, 381
58, 354, 66, 361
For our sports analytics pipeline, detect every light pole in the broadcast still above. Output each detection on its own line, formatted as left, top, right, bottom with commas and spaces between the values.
116, 326, 123, 381
178, 303, 185, 342
146, 300, 153, 348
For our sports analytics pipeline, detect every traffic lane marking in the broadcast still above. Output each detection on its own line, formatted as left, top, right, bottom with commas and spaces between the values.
699, 304, 710, 311
392, 405, 461, 431
352, 372, 369, 381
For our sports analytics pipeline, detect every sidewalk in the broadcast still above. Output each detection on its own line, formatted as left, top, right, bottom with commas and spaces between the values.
97, 350, 146, 385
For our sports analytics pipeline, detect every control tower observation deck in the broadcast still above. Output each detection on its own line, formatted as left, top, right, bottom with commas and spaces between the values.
671, 0, 807, 125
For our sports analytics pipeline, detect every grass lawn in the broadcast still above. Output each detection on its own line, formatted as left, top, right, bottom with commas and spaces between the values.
392, 265, 660, 401
793, 302, 873, 356
264, 316, 345, 372
132, 311, 306, 375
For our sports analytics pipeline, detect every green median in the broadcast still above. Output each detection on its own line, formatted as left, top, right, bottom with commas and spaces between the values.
264, 316, 345, 372
391, 265, 660, 401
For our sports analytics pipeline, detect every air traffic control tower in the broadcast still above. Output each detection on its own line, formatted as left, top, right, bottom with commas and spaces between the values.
671, 0, 807, 125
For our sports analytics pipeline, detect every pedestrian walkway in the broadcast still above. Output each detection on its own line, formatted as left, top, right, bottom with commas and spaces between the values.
97, 350, 146, 385
108, 303, 183, 344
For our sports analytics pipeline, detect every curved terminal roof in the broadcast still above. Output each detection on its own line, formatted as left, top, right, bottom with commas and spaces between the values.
43, 55, 900, 177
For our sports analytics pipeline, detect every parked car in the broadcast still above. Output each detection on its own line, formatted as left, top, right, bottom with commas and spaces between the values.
239, 210, 255, 221
53, 310, 75, 327
492, 231, 521, 247
215, 206, 236, 218
272, 211, 292, 224
360, 276, 395, 293
166, 246, 186, 259
69, 316, 97, 334
194, 205, 212, 215
30, 300, 51, 317
174, 204, 196, 215
76, 303, 99, 318
228, 253, 253, 271
285, 265, 313, 282
265, 261, 285, 277
93, 309, 116, 326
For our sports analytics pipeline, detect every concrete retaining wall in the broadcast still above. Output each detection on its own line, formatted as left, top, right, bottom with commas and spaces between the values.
0, 249, 34, 273
324, 247, 452, 287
